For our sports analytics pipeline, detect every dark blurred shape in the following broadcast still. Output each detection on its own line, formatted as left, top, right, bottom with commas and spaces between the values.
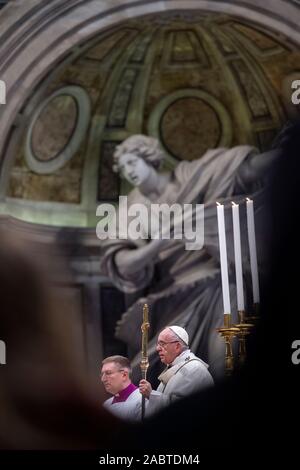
0, 1, 9, 11
0, 231, 124, 450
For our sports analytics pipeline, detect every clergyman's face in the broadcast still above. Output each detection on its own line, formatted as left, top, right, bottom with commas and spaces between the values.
118, 153, 151, 186
101, 361, 127, 395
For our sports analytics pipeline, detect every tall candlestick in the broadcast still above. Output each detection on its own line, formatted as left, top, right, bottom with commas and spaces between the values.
216, 202, 231, 314
246, 198, 260, 303
232, 202, 245, 311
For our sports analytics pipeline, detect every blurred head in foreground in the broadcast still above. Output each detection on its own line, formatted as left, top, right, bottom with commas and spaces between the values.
0, 228, 120, 449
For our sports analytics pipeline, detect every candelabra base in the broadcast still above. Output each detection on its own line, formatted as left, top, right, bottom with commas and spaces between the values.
217, 313, 239, 376
234, 311, 255, 366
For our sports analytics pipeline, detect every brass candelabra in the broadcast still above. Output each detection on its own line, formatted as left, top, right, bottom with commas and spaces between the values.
218, 305, 259, 373
217, 313, 239, 375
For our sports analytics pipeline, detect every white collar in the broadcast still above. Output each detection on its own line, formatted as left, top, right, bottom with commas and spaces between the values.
168, 349, 192, 367
168, 349, 209, 369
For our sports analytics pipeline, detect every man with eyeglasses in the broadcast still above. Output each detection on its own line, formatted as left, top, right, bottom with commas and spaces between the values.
139, 326, 214, 415
101, 355, 141, 421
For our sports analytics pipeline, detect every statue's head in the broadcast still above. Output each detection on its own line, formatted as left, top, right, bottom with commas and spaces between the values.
113, 135, 164, 186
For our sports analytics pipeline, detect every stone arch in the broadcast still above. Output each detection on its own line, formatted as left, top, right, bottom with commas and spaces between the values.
0, 0, 299, 192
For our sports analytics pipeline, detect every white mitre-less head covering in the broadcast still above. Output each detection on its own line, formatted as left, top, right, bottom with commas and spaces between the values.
168, 326, 189, 346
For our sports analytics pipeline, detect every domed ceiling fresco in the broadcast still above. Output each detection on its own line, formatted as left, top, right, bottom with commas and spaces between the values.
5, 11, 300, 226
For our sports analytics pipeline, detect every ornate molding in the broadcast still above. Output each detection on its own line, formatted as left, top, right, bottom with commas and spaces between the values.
25, 85, 91, 174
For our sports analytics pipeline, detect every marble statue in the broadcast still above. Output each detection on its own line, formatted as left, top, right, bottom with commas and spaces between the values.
100, 134, 280, 381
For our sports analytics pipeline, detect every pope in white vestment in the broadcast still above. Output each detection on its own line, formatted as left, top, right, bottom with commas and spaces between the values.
139, 326, 214, 416
147, 348, 213, 416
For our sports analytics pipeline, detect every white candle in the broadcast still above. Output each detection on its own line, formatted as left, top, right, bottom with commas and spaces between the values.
232, 202, 245, 311
246, 198, 260, 303
216, 202, 231, 314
